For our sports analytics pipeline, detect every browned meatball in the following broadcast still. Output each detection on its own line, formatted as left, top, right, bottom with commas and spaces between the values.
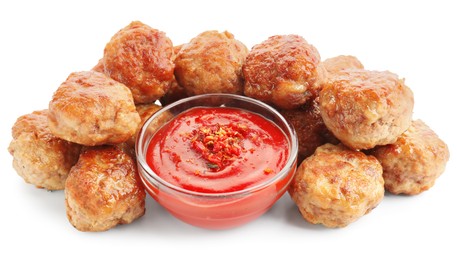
289, 144, 384, 228
8, 110, 82, 190
368, 120, 449, 195
279, 98, 338, 163
243, 34, 322, 109
48, 71, 140, 146
319, 69, 414, 150
65, 146, 145, 232
174, 30, 248, 96
103, 21, 174, 104
322, 55, 364, 74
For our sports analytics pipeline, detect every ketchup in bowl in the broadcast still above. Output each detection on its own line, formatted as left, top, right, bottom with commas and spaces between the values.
136, 94, 298, 229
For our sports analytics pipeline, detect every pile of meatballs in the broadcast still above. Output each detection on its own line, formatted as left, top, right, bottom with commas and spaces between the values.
8, 21, 450, 231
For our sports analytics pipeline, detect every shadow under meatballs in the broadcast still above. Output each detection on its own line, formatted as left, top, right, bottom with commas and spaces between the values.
123, 192, 347, 235
16, 183, 70, 231
114, 196, 203, 236
27, 188, 66, 215
266, 194, 330, 231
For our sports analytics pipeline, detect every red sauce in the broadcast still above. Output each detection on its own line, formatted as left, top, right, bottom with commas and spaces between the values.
146, 107, 289, 193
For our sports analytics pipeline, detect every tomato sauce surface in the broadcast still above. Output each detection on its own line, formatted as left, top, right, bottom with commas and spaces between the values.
146, 107, 290, 193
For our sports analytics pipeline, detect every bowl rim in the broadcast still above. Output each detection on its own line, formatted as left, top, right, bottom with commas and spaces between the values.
136, 93, 298, 198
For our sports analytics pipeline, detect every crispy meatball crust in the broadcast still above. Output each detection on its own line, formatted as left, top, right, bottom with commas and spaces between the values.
322, 55, 364, 74
174, 30, 248, 96
8, 110, 82, 190
279, 98, 338, 163
103, 21, 174, 104
319, 70, 414, 150
65, 146, 145, 232
289, 144, 384, 228
368, 120, 449, 195
243, 35, 322, 110
48, 71, 140, 146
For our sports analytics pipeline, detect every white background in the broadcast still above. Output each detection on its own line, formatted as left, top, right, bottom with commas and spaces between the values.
1, 1, 456, 259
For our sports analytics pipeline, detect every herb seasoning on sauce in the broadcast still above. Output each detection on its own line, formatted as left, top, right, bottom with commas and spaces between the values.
146, 107, 289, 193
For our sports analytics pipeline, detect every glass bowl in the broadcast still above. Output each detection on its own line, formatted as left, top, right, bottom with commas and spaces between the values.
136, 94, 298, 229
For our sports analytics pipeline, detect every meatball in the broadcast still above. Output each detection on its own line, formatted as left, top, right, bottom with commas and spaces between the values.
368, 120, 449, 195
103, 21, 174, 104
65, 145, 145, 232
279, 98, 338, 163
174, 30, 248, 96
243, 34, 322, 109
48, 71, 140, 146
319, 69, 414, 150
289, 144, 384, 228
322, 55, 364, 75
8, 110, 81, 190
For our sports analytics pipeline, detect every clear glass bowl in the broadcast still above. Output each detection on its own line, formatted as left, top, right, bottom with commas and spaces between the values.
136, 94, 298, 229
